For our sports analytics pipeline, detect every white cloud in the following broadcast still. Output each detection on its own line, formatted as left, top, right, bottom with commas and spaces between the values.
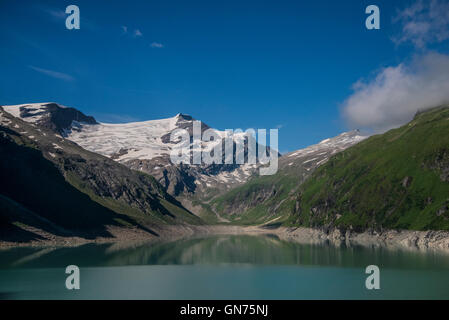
29, 65, 75, 82
393, 0, 449, 48
342, 52, 449, 132
134, 29, 143, 37
150, 42, 164, 48
121, 26, 128, 34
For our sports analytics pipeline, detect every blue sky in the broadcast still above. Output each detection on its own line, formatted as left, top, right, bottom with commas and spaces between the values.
1, 0, 449, 152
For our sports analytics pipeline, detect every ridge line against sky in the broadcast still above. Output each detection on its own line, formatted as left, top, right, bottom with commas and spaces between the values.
1, 0, 449, 152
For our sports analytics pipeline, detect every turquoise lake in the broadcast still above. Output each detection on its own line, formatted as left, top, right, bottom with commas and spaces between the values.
0, 234, 448, 299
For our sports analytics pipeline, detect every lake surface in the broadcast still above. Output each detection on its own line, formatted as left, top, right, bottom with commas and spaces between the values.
1, 234, 449, 299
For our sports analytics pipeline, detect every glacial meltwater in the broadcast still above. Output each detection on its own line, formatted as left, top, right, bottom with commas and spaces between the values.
0, 234, 448, 299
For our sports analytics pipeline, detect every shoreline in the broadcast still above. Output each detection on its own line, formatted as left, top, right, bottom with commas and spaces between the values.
273, 226, 449, 253
1, 224, 449, 253
0, 224, 272, 248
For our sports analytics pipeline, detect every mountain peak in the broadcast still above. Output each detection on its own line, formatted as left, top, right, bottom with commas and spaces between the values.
2, 102, 97, 135
175, 113, 193, 121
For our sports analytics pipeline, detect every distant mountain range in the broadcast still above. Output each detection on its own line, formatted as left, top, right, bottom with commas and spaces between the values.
2, 103, 269, 199
1, 102, 448, 244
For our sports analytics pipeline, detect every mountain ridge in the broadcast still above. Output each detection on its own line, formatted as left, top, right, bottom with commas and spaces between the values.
0, 106, 202, 243
1, 102, 274, 201
3, 102, 449, 245
291, 105, 449, 231
1, 102, 368, 224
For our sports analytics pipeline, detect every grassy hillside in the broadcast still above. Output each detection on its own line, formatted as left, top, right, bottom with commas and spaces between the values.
293, 106, 449, 231
207, 132, 365, 226
209, 173, 298, 225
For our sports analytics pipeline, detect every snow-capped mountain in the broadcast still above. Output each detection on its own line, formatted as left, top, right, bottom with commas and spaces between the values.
66, 111, 262, 197
66, 112, 245, 163
1, 103, 260, 198
279, 130, 367, 172
1, 102, 367, 213
0, 105, 202, 236
68, 113, 194, 161
2, 102, 97, 134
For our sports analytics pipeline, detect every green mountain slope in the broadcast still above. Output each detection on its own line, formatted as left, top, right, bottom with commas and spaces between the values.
293, 106, 449, 231
207, 131, 365, 226
207, 172, 298, 225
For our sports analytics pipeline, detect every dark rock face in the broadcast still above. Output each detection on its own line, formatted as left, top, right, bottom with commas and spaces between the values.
428, 149, 449, 182
294, 194, 302, 215
402, 176, 413, 188
436, 200, 449, 219
160, 114, 210, 144
18, 103, 97, 135
124, 155, 244, 197
110, 148, 129, 160
56, 150, 188, 218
